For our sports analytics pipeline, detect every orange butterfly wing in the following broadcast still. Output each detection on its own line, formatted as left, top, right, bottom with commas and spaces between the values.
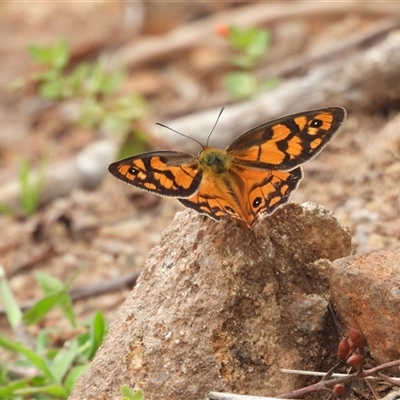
227, 107, 346, 170
108, 151, 202, 198
179, 166, 302, 228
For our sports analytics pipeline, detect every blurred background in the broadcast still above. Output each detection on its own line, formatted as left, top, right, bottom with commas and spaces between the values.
1, 2, 400, 397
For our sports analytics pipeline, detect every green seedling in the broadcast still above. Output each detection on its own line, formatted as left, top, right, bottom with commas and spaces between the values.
8, 38, 151, 218
18, 153, 48, 216
120, 385, 145, 400
217, 25, 279, 99
0, 270, 108, 399
18, 38, 147, 136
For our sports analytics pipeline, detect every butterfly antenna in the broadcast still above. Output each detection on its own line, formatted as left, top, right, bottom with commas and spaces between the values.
206, 107, 224, 147
156, 123, 204, 149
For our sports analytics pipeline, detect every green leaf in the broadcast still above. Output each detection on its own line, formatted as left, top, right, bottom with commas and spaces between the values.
229, 26, 270, 53
58, 292, 76, 327
52, 38, 70, 70
37, 271, 64, 294
18, 154, 48, 216
28, 39, 70, 71
244, 29, 270, 60
36, 330, 49, 355
50, 339, 79, 383
120, 385, 145, 400
0, 265, 23, 330
23, 292, 64, 325
35, 271, 79, 327
0, 378, 31, 397
228, 26, 271, 69
224, 71, 259, 99
28, 44, 53, 65
87, 61, 107, 95
39, 79, 65, 100
98, 66, 125, 94
67, 62, 91, 95
63, 364, 88, 394
14, 383, 67, 397
18, 159, 36, 216
87, 310, 106, 359
131, 389, 145, 400
0, 335, 56, 382
120, 384, 132, 397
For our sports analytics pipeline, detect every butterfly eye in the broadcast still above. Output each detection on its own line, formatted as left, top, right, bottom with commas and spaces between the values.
252, 197, 263, 208
310, 118, 323, 128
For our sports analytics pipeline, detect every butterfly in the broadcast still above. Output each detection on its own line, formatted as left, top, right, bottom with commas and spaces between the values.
108, 107, 346, 229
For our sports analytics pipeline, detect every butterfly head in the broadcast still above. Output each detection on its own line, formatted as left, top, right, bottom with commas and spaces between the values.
198, 147, 233, 174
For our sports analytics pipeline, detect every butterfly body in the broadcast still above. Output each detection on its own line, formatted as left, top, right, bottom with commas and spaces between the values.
109, 107, 346, 229
198, 147, 233, 174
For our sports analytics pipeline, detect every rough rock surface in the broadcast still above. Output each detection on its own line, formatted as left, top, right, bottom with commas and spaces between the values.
330, 249, 400, 364
70, 202, 351, 400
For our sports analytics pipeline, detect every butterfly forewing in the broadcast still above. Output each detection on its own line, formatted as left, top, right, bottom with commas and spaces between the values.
227, 107, 346, 171
108, 151, 202, 198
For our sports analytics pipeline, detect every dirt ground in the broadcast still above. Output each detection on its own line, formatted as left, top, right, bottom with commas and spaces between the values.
1, 2, 400, 398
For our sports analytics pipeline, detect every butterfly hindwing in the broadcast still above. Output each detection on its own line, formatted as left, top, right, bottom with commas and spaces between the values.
108, 151, 202, 198
179, 165, 303, 228
178, 167, 251, 223
227, 107, 346, 171
245, 167, 303, 226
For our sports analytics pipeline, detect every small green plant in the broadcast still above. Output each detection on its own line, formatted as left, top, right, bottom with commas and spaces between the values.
6, 38, 151, 218
16, 38, 147, 136
0, 153, 48, 217
120, 385, 145, 400
216, 25, 279, 99
0, 266, 107, 399
18, 153, 48, 216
